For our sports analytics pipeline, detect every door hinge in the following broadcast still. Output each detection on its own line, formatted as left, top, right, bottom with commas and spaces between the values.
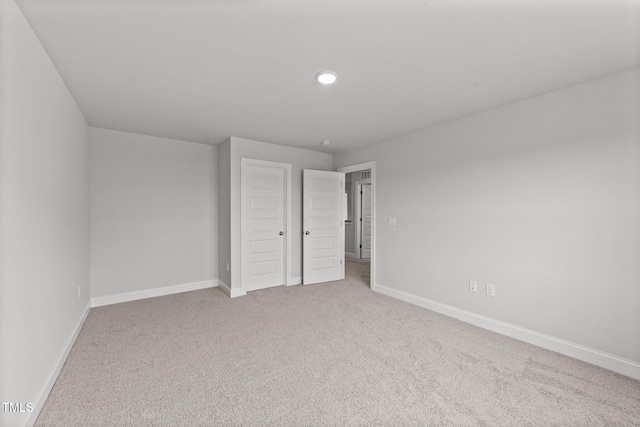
360, 244, 362, 248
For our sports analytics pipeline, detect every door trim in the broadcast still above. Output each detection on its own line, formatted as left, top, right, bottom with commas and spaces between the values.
337, 162, 376, 291
240, 158, 292, 294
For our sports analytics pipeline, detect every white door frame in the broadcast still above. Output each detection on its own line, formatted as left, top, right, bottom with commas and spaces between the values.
337, 162, 376, 291
240, 158, 292, 294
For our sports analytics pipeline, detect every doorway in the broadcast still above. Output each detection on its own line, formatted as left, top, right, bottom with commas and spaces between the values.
355, 182, 372, 259
337, 162, 376, 290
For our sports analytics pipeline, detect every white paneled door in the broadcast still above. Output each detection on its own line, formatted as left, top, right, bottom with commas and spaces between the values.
361, 184, 372, 259
242, 162, 286, 292
303, 170, 345, 285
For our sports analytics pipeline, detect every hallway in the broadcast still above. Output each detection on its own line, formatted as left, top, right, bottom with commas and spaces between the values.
345, 258, 370, 287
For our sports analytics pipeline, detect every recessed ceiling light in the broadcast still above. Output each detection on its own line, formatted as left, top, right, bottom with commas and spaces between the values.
315, 71, 337, 85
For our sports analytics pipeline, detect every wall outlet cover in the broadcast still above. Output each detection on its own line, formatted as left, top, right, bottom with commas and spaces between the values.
486, 284, 496, 297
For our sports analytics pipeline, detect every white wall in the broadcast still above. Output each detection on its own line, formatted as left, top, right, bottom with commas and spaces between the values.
334, 69, 640, 369
0, 0, 90, 425
90, 128, 218, 301
223, 137, 333, 292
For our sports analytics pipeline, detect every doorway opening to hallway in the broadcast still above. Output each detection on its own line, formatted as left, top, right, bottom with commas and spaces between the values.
337, 162, 376, 290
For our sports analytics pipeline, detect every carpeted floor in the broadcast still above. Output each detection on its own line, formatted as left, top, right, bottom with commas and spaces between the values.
345, 257, 370, 287
36, 260, 640, 426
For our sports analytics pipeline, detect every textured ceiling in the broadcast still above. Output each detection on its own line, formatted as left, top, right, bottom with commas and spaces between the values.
15, 0, 640, 153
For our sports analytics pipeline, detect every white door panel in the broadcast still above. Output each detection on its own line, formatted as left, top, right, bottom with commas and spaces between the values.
303, 170, 345, 285
243, 164, 285, 291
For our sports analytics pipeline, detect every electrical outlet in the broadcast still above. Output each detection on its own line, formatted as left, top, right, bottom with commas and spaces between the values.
486, 284, 495, 297
388, 217, 396, 226
77, 286, 81, 298
469, 280, 477, 292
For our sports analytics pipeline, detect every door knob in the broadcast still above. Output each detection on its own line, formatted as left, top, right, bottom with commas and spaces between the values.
279, 231, 284, 235
305, 231, 310, 235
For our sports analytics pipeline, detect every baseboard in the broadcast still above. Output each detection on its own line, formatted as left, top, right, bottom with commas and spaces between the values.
219, 277, 302, 296
217, 280, 246, 298
288, 276, 302, 286
345, 252, 357, 259
375, 283, 640, 380
218, 280, 231, 297
91, 279, 218, 308
22, 302, 91, 427
220, 278, 301, 296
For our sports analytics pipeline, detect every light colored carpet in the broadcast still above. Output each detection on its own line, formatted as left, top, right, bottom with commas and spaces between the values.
36, 261, 640, 426
345, 257, 370, 287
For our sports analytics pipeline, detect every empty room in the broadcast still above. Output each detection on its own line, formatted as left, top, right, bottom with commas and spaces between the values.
1, 0, 639, 426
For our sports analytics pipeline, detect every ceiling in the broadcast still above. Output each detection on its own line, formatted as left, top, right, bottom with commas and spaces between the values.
15, 0, 640, 153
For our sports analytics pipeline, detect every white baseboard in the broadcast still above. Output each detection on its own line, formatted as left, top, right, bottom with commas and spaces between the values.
23, 302, 91, 427
375, 283, 640, 380
91, 279, 218, 308
288, 276, 302, 286
220, 277, 301, 296
218, 280, 231, 297
345, 252, 357, 259
217, 280, 246, 298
